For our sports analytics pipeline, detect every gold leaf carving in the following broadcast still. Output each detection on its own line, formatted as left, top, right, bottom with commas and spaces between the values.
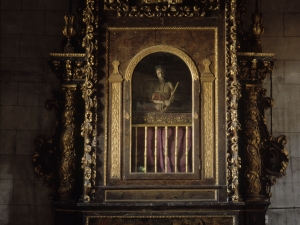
81, 0, 98, 203
225, 0, 241, 202
203, 82, 214, 178
110, 83, 121, 178
58, 85, 77, 197
132, 113, 192, 124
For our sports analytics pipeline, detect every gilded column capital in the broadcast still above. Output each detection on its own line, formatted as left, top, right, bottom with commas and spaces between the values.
48, 53, 87, 82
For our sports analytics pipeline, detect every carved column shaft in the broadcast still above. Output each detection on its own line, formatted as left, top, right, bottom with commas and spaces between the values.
237, 52, 289, 202
243, 84, 262, 199
58, 84, 77, 199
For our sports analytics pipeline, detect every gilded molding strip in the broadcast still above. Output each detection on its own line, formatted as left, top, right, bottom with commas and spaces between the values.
49, 53, 86, 57
225, 0, 241, 202
110, 83, 122, 178
203, 82, 214, 178
201, 59, 215, 179
237, 52, 275, 57
109, 60, 123, 179
214, 26, 219, 184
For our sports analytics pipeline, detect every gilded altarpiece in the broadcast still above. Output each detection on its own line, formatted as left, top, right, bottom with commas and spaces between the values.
33, 0, 289, 224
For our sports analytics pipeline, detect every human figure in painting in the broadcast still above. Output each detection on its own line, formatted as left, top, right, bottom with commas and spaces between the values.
151, 66, 178, 112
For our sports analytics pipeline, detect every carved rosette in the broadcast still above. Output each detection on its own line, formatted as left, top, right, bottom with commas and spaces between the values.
104, 0, 219, 17
81, 0, 98, 202
58, 84, 77, 199
225, 0, 242, 202
237, 53, 289, 200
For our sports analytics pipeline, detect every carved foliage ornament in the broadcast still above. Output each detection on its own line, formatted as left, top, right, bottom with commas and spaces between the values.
104, 0, 220, 17
225, 0, 241, 202
81, 0, 98, 202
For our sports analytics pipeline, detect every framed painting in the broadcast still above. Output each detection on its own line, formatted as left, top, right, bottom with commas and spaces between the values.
105, 27, 220, 194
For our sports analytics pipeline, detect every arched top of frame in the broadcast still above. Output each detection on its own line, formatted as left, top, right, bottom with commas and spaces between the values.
124, 45, 200, 81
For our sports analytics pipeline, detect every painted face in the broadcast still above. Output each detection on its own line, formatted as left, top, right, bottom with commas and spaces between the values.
156, 68, 164, 79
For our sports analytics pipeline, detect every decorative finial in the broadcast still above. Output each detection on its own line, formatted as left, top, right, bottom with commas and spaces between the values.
250, 0, 264, 53
62, 0, 76, 53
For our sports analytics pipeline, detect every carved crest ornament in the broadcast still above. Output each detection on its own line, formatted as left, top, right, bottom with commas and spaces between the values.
32, 0, 289, 224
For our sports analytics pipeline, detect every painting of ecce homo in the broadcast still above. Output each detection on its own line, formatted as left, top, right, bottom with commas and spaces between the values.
132, 52, 192, 115
131, 52, 193, 173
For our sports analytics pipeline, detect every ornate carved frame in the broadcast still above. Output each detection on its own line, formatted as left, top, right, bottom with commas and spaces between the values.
34, 0, 290, 224
104, 27, 219, 194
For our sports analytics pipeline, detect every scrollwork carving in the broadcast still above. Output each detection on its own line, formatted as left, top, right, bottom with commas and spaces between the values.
58, 85, 77, 199
132, 112, 192, 124
226, 0, 242, 202
81, 0, 98, 202
33, 91, 62, 199
104, 0, 219, 17
243, 85, 262, 198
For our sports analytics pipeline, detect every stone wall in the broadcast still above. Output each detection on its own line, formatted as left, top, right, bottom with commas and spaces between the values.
260, 0, 300, 224
0, 0, 299, 225
0, 0, 68, 224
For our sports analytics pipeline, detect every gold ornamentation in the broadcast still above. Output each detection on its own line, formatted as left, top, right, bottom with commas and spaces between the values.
58, 84, 77, 198
203, 82, 214, 178
110, 83, 122, 179
201, 59, 215, 179
141, 0, 183, 5
109, 60, 123, 82
48, 54, 86, 80
237, 53, 289, 200
62, 12, 77, 53
237, 56, 274, 82
243, 85, 262, 198
123, 43, 200, 81
49, 53, 86, 57
250, 0, 264, 53
132, 112, 192, 124
194, 113, 198, 120
109, 60, 124, 179
225, 0, 241, 202
104, 0, 220, 17
81, 0, 98, 202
